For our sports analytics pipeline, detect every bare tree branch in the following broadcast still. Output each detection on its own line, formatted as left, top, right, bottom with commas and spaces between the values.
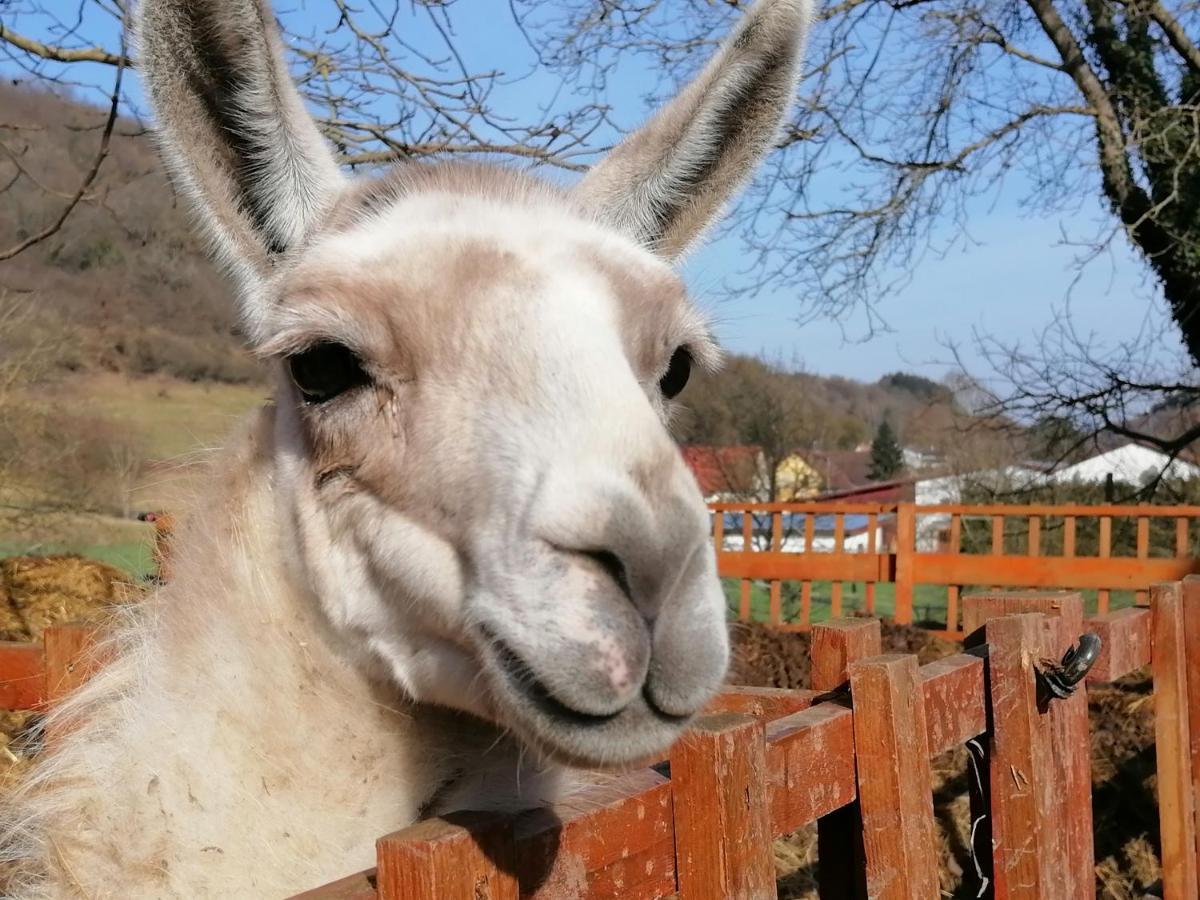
0, 39, 123, 261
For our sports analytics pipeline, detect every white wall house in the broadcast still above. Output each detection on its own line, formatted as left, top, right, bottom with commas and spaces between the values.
1043, 443, 1200, 486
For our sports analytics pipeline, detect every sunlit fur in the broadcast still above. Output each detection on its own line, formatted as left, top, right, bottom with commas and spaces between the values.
0, 0, 811, 895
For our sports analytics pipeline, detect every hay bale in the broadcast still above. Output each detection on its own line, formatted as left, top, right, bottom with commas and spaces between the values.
0, 555, 137, 641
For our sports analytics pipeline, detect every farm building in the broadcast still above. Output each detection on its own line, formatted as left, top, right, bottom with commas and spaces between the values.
1044, 441, 1200, 485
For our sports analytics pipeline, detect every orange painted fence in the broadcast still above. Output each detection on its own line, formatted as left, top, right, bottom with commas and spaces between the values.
713, 501, 1200, 635
4, 586, 1200, 898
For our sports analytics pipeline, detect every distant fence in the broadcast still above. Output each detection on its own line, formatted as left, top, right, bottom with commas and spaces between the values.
4, 589, 1192, 898
713, 501, 1200, 636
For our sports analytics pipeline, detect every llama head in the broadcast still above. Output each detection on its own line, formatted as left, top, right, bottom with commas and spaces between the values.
137, 0, 810, 767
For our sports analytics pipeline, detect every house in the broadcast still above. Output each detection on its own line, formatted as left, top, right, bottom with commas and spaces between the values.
806, 449, 874, 495
774, 452, 823, 501
679, 445, 766, 502
680, 446, 824, 502
1044, 442, 1200, 486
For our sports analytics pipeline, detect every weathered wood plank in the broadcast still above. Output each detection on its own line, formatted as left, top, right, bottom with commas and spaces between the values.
0, 641, 45, 710
765, 704, 857, 835
1156, 581, 1200, 900
43, 624, 102, 706
811, 619, 880, 900
708, 686, 817, 720
984, 613, 1069, 899
376, 813, 518, 900
962, 590, 1083, 638
811, 619, 882, 693
1184, 577, 1200, 879
671, 713, 776, 900
515, 769, 675, 900
849, 654, 938, 900
919, 654, 986, 756
1086, 607, 1152, 683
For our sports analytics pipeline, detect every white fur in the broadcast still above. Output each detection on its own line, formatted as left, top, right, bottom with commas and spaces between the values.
1, 1, 811, 895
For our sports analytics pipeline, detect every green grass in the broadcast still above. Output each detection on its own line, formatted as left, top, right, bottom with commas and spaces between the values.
724, 579, 1138, 627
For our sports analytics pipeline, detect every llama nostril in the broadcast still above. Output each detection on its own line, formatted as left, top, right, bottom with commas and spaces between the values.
579, 549, 632, 601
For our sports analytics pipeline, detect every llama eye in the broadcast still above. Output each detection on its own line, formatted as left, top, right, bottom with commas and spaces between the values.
287, 342, 370, 405
658, 347, 692, 399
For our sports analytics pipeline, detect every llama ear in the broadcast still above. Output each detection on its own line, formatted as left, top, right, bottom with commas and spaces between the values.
574, 0, 811, 261
136, 0, 344, 339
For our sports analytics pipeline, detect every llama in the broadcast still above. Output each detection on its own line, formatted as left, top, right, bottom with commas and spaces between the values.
1, 0, 811, 895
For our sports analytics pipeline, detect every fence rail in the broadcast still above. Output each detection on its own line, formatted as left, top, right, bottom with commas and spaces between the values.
3, 586, 1198, 898
713, 500, 1200, 635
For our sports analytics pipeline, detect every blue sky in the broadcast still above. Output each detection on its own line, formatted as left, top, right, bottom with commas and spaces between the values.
3, 1, 1176, 384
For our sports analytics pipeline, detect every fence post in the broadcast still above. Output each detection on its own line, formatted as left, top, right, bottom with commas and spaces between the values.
983, 613, 1070, 899
811, 619, 881, 900
43, 623, 100, 706
1182, 576, 1200, 878
671, 712, 776, 900
1153, 582, 1200, 900
375, 812, 518, 900
963, 591, 1093, 898
848, 653, 939, 900
893, 503, 915, 624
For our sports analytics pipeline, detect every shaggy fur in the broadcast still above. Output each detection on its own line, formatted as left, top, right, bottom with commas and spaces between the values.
0, 0, 811, 895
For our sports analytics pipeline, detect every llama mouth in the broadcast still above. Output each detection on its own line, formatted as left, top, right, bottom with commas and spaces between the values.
487, 634, 624, 728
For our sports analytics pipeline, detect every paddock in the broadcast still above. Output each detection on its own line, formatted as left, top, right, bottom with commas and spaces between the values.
0, 584, 1193, 899
3, 502, 1199, 897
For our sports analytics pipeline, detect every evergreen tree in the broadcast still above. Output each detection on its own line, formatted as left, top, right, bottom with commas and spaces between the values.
868, 418, 903, 481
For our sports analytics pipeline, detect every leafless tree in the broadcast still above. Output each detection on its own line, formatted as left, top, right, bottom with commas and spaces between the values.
4, 0, 1199, 453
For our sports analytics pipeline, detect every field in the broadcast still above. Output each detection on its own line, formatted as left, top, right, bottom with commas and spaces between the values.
1, 372, 264, 570
38, 373, 267, 464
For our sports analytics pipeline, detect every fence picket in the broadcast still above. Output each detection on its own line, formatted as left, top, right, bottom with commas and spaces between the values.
376, 813, 518, 900
671, 713, 776, 900
983, 613, 1070, 899
1152, 582, 1200, 900
811, 619, 881, 899
848, 654, 938, 900
1179, 577, 1200, 887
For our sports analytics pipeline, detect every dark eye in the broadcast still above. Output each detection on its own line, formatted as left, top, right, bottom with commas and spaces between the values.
287, 342, 370, 405
658, 347, 692, 399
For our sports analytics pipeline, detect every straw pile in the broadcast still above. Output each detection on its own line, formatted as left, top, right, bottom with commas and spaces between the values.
1, 555, 142, 796
0, 555, 136, 642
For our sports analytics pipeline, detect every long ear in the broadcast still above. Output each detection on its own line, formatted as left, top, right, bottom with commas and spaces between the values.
575, 0, 811, 260
136, 0, 343, 338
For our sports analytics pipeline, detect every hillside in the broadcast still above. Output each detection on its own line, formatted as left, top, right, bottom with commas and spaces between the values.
0, 83, 977, 569
0, 83, 256, 384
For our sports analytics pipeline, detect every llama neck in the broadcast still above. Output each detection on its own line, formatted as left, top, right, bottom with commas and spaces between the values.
21, 406, 560, 897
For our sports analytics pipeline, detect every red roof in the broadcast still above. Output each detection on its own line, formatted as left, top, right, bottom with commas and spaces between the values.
679, 445, 762, 497
805, 450, 874, 493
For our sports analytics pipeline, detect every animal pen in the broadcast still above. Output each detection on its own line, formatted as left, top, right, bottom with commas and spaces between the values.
3, 504, 1200, 898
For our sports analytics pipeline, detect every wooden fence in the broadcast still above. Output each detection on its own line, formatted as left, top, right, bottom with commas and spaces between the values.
3, 586, 1198, 898
714, 501, 1200, 636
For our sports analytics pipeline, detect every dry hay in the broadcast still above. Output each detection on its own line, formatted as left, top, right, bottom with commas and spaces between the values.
728, 621, 1162, 899
0, 710, 38, 794
0, 554, 137, 642
0, 555, 144, 800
